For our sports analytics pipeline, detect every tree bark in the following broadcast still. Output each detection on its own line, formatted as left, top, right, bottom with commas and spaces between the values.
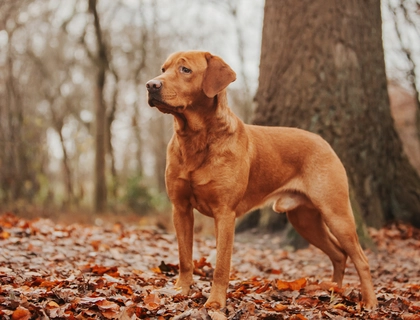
254, 0, 420, 228
89, 0, 108, 213
106, 70, 119, 199
93, 70, 107, 212
50, 109, 74, 206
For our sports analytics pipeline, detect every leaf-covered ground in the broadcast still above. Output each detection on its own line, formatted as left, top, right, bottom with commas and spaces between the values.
0, 213, 419, 320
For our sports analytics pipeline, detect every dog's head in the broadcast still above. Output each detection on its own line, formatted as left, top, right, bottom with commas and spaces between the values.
146, 51, 236, 114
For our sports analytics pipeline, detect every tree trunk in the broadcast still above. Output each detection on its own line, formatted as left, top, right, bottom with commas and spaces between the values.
89, 0, 108, 213
94, 71, 107, 212
151, 116, 170, 194
106, 71, 119, 199
55, 119, 74, 206
254, 0, 420, 228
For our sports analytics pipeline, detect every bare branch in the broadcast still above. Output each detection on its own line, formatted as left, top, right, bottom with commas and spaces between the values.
88, 0, 109, 68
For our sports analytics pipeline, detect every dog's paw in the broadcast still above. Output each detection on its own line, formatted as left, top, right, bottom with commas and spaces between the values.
174, 278, 194, 295
361, 292, 378, 310
204, 300, 222, 310
363, 299, 378, 311
207, 309, 227, 320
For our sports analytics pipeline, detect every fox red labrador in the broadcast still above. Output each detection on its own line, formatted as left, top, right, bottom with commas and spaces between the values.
146, 51, 377, 310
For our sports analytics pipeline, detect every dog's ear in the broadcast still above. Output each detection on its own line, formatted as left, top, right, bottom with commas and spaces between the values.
203, 53, 236, 98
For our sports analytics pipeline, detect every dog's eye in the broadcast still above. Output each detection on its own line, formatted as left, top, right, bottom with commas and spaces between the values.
180, 66, 192, 74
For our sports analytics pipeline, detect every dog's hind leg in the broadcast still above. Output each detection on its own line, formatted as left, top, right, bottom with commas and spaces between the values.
286, 207, 348, 286
318, 202, 377, 308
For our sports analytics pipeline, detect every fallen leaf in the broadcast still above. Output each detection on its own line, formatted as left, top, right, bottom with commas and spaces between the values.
96, 299, 119, 311
0, 230, 10, 239
46, 301, 60, 308
296, 296, 318, 307
333, 303, 348, 311
276, 277, 307, 291
273, 303, 288, 311
11, 307, 31, 320
144, 293, 161, 310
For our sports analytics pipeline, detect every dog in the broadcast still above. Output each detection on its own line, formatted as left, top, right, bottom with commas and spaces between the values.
146, 51, 377, 310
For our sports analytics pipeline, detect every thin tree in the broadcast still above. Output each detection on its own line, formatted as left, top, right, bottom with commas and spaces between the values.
254, 0, 420, 228
88, 0, 108, 212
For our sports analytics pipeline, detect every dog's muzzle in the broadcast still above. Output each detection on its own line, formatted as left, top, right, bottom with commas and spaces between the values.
146, 79, 162, 93
146, 79, 163, 107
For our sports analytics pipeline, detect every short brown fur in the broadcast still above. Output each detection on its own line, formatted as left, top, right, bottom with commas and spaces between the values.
146, 51, 377, 310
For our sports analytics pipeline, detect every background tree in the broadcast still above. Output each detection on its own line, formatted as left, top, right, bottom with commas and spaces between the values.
384, 0, 420, 138
86, 0, 108, 213
253, 0, 420, 231
383, 0, 420, 174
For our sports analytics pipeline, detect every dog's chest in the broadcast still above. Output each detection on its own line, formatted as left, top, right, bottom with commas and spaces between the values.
182, 171, 223, 217
189, 194, 213, 217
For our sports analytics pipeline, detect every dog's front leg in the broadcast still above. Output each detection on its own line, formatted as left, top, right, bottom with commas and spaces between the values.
204, 211, 236, 310
173, 204, 194, 295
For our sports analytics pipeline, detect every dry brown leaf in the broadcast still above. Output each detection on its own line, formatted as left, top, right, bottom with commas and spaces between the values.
296, 296, 318, 307
144, 293, 161, 310
11, 307, 31, 320
276, 277, 307, 291
401, 313, 420, 320
96, 299, 120, 311
46, 301, 60, 308
0, 230, 10, 239
273, 303, 288, 311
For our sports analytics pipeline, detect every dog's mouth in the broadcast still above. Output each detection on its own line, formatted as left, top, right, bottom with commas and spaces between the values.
148, 97, 184, 114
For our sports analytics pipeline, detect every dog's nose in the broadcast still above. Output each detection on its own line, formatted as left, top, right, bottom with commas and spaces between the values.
146, 79, 162, 92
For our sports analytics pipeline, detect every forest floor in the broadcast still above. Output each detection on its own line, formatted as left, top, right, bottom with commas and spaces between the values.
0, 212, 419, 320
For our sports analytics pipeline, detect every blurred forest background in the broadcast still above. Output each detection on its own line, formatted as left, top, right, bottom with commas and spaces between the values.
1, 0, 420, 229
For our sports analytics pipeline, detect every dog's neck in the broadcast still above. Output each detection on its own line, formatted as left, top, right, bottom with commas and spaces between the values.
173, 90, 238, 135
172, 89, 239, 156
